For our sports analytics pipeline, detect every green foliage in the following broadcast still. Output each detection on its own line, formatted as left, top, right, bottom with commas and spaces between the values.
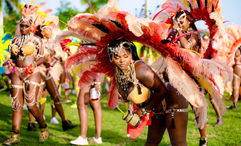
55, 0, 79, 30
55, 0, 109, 29
3, 14, 20, 35
80, 0, 108, 13
4, 0, 21, 14
2, 0, 21, 35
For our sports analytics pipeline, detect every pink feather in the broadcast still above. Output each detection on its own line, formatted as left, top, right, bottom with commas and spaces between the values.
172, 30, 204, 43
107, 79, 120, 109
152, 7, 168, 21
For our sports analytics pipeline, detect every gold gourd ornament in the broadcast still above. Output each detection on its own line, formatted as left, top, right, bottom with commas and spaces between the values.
11, 45, 19, 55
22, 42, 35, 56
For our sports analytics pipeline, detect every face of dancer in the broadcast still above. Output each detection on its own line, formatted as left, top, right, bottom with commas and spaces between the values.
20, 21, 31, 35
112, 48, 132, 70
178, 14, 190, 31
42, 26, 52, 39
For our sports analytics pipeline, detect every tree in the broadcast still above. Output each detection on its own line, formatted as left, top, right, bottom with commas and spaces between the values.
55, 0, 79, 30
80, 0, 108, 13
0, 1, 3, 33
1, 0, 21, 34
55, 0, 109, 29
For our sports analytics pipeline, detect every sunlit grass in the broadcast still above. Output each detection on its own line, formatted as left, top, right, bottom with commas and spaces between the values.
0, 89, 241, 145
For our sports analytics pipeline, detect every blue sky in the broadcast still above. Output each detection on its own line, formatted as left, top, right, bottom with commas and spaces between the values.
20, 0, 241, 26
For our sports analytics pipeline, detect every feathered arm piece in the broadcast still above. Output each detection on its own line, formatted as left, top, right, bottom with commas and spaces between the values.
213, 24, 241, 66
97, 0, 120, 19
108, 79, 120, 109
0, 34, 12, 66
65, 45, 98, 69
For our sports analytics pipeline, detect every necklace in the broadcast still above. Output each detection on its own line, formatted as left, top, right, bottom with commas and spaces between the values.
18, 34, 27, 59
115, 62, 136, 92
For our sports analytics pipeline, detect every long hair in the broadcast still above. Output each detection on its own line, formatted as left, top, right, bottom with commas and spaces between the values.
174, 10, 197, 31
108, 38, 140, 61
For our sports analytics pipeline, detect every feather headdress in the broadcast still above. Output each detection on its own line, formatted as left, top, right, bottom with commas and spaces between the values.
18, 1, 57, 34
64, 0, 231, 114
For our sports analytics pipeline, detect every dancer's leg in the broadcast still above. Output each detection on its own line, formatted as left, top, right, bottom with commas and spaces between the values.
209, 96, 223, 127
90, 98, 102, 138
145, 114, 166, 146
231, 74, 240, 109
25, 73, 46, 129
45, 74, 66, 121
3, 73, 24, 145
77, 86, 90, 138
165, 83, 188, 146
11, 73, 24, 134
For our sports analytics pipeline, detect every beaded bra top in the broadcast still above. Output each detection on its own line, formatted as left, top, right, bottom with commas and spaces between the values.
115, 61, 150, 105
10, 34, 41, 59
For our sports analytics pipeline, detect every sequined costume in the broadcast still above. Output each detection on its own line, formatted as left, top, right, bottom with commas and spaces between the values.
3, 3, 49, 145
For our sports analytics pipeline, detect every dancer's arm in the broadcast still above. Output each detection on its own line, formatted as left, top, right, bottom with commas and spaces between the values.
176, 30, 199, 49
35, 38, 47, 66
135, 61, 167, 113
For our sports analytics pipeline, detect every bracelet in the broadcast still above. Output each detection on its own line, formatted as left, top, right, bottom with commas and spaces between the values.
141, 108, 150, 116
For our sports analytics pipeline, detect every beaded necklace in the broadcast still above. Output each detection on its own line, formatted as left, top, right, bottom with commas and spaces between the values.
115, 62, 136, 94
18, 34, 30, 59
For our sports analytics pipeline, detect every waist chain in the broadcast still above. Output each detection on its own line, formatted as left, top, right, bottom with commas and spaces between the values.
155, 108, 188, 115
155, 108, 188, 129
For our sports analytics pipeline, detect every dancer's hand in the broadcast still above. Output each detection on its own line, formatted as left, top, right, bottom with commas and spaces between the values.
173, 24, 182, 33
94, 82, 101, 92
135, 108, 149, 117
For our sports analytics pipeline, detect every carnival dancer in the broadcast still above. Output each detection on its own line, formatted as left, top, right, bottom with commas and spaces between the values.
171, 10, 211, 145
70, 73, 104, 145
27, 24, 76, 131
3, 4, 48, 145
229, 46, 241, 109
213, 22, 241, 110
110, 39, 189, 145
225, 24, 241, 109
152, 0, 239, 145
40, 24, 76, 130
59, 39, 74, 103
58, 39, 104, 144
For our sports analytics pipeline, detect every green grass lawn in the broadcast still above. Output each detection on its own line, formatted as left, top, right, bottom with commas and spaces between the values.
0, 89, 241, 146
